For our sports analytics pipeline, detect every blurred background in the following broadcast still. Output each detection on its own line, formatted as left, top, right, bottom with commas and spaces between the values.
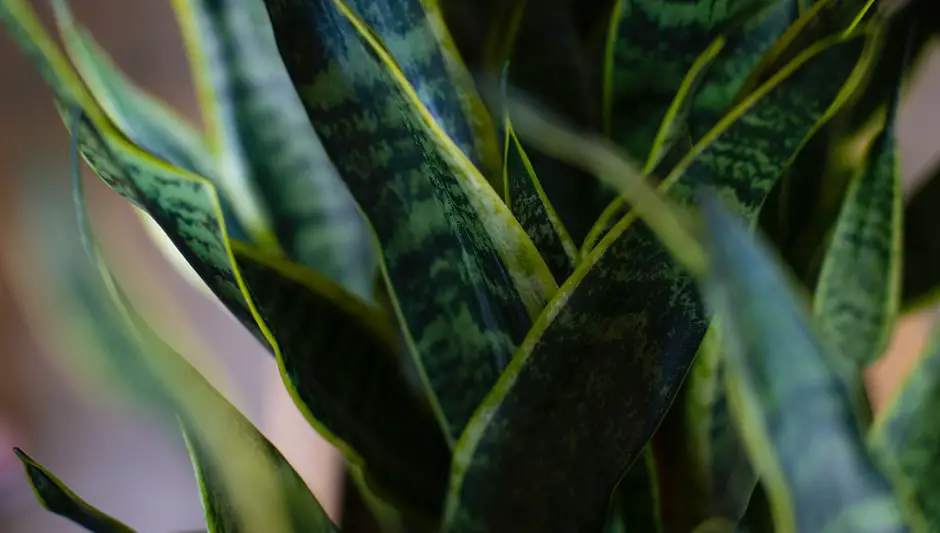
0, 2, 937, 532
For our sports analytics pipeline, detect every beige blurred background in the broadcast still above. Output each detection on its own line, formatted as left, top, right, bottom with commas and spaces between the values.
0, 2, 937, 532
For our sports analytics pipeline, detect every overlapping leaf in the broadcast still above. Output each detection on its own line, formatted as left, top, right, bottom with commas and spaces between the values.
603, 450, 661, 533
170, 0, 378, 301
261, 0, 557, 441
698, 193, 910, 533
903, 163, 940, 311
0, 1, 449, 521
869, 319, 940, 530
14, 449, 136, 533
445, 26, 876, 533
342, 0, 503, 185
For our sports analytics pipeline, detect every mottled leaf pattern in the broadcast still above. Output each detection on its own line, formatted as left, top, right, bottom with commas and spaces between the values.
14, 449, 137, 533
172, 0, 378, 301
342, 0, 503, 184
262, 0, 557, 441
699, 193, 909, 533
445, 29, 873, 533
504, 120, 578, 281
1, 4, 449, 519
869, 319, 940, 531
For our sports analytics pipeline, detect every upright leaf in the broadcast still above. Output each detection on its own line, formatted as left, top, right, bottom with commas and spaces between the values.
903, 163, 940, 311
445, 28, 876, 533
698, 193, 910, 533
13, 449, 136, 533
604, 450, 662, 533
170, 0, 378, 301
262, 0, 557, 441
503, 118, 578, 281
342, 0, 503, 185
869, 319, 940, 530
0, 3, 450, 520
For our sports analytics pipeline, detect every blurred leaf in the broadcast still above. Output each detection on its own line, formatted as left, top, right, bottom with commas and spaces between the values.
169, 0, 378, 301
581, 35, 727, 255
869, 319, 940, 529
502, 116, 578, 281
739, 484, 775, 533
604, 448, 662, 533
444, 26, 876, 533
698, 193, 911, 533
48, 0, 252, 243
342, 0, 503, 186
0, 3, 449, 521
13, 449, 136, 533
262, 0, 558, 441
903, 163, 940, 312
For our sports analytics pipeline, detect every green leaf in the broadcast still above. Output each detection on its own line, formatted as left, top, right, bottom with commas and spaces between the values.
169, 0, 379, 301
503, 117, 578, 281
604, 449, 662, 533
13, 448, 136, 533
582, 35, 727, 256
813, 70, 904, 371
497, 2, 618, 247
869, 319, 940, 530
0, 3, 449, 521
444, 28, 876, 533
342, 0, 503, 186
47, 0, 252, 244
698, 193, 911, 533
262, 0, 558, 441
903, 163, 940, 312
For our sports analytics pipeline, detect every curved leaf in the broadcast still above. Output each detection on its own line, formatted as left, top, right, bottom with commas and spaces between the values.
698, 193, 910, 533
49, 0, 252, 243
604, 449, 661, 533
444, 29, 876, 533
13, 449, 136, 533
170, 0, 378, 301
261, 0, 557, 441
869, 319, 940, 530
342, 0, 503, 185
0, 3, 449, 521
503, 119, 578, 281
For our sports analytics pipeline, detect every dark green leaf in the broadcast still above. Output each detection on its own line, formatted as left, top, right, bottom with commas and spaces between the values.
262, 0, 558, 441
13, 448, 136, 533
903, 163, 940, 311
604, 449, 661, 533
444, 25, 876, 533
503, 119, 578, 281
869, 318, 940, 530
0, 4, 449, 521
739, 484, 775, 533
698, 193, 910, 533
170, 0, 379, 301
342, 0, 503, 186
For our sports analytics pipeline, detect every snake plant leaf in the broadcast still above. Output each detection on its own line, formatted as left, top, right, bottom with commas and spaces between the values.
13, 448, 136, 533
341, 0, 503, 186
869, 319, 940, 530
903, 163, 940, 311
698, 193, 910, 533
813, 67, 904, 370
740, 485, 775, 533
604, 450, 662, 533
170, 0, 378, 302
732, 0, 873, 107
445, 27, 876, 533
261, 0, 558, 441
48, 0, 252, 244
503, 118, 578, 281
1, 4, 449, 520
581, 36, 727, 256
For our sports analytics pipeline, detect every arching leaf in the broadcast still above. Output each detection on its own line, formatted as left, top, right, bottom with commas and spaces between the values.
261, 0, 557, 442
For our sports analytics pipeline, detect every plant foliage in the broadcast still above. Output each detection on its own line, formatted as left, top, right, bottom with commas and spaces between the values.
2, 0, 939, 531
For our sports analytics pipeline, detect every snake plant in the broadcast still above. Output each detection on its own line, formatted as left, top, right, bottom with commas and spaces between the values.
2, 0, 940, 531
